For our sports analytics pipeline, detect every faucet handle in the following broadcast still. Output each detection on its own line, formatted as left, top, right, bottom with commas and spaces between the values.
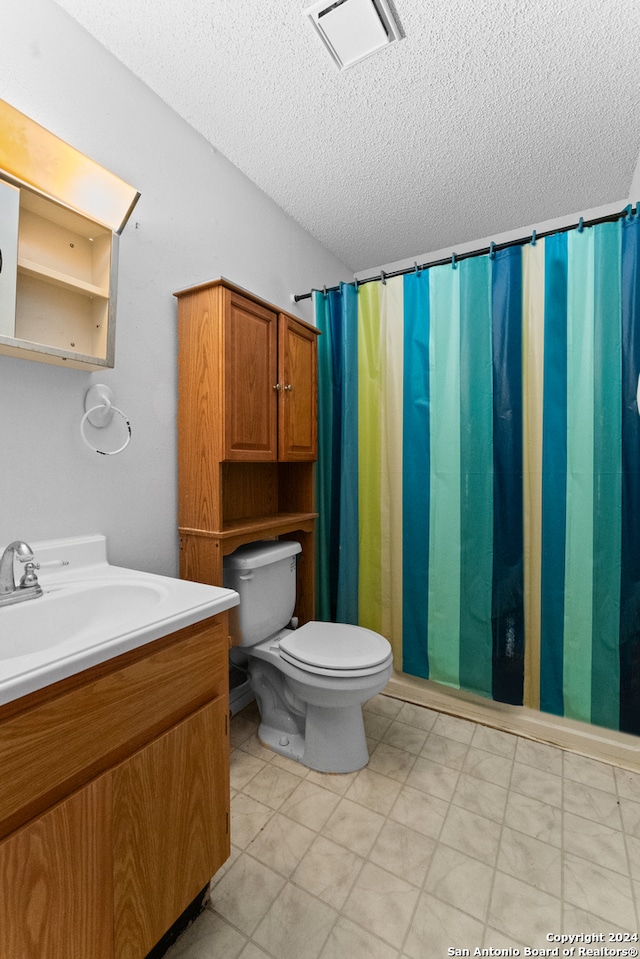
19, 562, 40, 589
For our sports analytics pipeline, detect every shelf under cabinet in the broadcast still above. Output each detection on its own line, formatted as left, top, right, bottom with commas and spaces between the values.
18, 257, 110, 299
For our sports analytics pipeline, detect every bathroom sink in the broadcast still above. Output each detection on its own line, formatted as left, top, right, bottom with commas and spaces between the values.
0, 534, 239, 706
0, 579, 168, 659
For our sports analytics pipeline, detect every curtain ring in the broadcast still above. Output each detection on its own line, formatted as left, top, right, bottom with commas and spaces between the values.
353, 277, 359, 293
414, 261, 420, 275
489, 242, 496, 260
577, 217, 584, 233
531, 230, 537, 246
451, 253, 457, 270
380, 270, 387, 285
323, 286, 328, 297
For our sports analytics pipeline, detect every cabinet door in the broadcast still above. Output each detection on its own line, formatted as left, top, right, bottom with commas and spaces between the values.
278, 314, 318, 461
0, 179, 19, 338
112, 697, 229, 959
0, 776, 113, 959
223, 289, 278, 460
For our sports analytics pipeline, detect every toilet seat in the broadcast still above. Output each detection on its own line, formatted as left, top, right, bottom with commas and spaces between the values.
277, 622, 392, 678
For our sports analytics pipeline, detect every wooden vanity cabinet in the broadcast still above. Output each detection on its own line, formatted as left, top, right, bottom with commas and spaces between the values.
176, 278, 319, 624
0, 615, 230, 959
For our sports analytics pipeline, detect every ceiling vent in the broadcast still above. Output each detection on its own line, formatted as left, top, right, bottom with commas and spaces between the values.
303, 0, 402, 70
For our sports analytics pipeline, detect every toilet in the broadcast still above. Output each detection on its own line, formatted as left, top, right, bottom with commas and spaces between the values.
223, 540, 393, 773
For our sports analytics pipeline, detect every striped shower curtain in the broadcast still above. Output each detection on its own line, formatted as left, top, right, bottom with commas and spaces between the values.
315, 215, 640, 735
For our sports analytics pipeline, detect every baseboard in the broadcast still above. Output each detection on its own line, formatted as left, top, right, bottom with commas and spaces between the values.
384, 671, 640, 773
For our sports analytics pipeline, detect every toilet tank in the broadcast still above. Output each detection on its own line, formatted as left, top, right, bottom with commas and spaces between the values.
223, 540, 302, 646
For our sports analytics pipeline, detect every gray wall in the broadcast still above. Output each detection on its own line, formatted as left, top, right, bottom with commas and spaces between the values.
0, 0, 351, 575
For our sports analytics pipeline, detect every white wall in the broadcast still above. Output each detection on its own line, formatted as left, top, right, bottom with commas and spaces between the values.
0, 0, 352, 575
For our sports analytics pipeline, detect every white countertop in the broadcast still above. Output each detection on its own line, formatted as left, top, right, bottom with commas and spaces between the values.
0, 534, 238, 706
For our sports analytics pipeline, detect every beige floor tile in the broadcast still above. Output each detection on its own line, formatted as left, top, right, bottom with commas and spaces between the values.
420, 731, 469, 769
497, 825, 561, 896
488, 871, 561, 943
364, 694, 404, 719
471, 724, 517, 759
563, 852, 637, 929
406, 756, 460, 801
230, 793, 275, 849
423, 844, 493, 921
503, 790, 562, 847
247, 812, 316, 877
253, 882, 337, 959
369, 819, 436, 886
293, 835, 364, 908
395, 701, 439, 732
452, 771, 508, 824
322, 796, 386, 856
431, 712, 476, 744
230, 749, 268, 791
363, 709, 394, 741
210, 853, 285, 935
342, 862, 419, 949
280, 778, 342, 830
319, 916, 399, 959
389, 783, 450, 839
243, 762, 302, 810
381, 720, 429, 755
563, 778, 623, 829
345, 767, 403, 815
462, 745, 513, 788
403, 892, 484, 959
515, 736, 563, 775
367, 740, 417, 782
563, 811, 629, 874
563, 751, 617, 792
510, 761, 562, 807
439, 803, 501, 866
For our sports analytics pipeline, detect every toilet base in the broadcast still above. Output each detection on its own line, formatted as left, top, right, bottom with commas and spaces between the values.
258, 703, 369, 774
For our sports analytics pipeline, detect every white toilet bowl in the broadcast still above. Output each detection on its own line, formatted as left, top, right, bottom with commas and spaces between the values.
247, 622, 393, 772
223, 542, 393, 773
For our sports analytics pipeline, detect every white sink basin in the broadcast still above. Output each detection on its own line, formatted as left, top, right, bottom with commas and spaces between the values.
0, 534, 239, 705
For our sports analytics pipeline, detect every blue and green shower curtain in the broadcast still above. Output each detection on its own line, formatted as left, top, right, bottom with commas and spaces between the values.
315, 215, 640, 735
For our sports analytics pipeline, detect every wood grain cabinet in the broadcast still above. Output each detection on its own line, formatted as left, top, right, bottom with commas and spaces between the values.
0, 616, 230, 959
175, 278, 320, 624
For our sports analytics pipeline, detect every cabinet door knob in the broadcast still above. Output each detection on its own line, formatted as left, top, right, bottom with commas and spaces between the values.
273, 383, 281, 391
284, 384, 293, 392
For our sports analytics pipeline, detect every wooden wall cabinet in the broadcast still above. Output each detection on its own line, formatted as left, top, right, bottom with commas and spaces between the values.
0, 179, 118, 370
175, 278, 320, 624
0, 616, 230, 959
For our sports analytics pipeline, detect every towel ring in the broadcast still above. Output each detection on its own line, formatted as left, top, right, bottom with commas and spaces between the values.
80, 404, 131, 455
81, 385, 131, 455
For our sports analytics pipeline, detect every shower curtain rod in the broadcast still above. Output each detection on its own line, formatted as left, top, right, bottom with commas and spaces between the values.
292, 203, 638, 303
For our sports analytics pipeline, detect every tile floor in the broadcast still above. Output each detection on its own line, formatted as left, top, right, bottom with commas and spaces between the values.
166, 694, 640, 959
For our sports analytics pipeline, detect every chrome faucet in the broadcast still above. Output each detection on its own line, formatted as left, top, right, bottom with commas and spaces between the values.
0, 541, 43, 607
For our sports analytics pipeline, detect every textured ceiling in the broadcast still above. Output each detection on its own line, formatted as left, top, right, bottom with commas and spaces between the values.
54, 0, 640, 274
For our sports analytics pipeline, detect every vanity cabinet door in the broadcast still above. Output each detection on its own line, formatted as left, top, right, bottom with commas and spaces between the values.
0, 178, 19, 338
112, 696, 230, 959
0, 775, 113, 959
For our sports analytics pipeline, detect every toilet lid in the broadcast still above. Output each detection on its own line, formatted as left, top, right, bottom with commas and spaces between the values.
278, 622, 391, 672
